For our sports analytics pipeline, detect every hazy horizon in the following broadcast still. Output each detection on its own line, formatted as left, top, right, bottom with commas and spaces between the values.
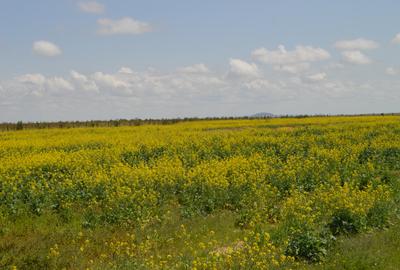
2, 1, 400, 122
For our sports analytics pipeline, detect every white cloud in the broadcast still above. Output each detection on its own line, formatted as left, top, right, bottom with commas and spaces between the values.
307, 72, 327, 82
252, 45, 330, 65
46, 77, 74, 92
118, 67, 134, 74
3, 57, 399, 122
70, 70, 99, 92
229, 58, 259, 77
4, 66, 226, 103
244, 79, 273, 90
97, 17, 152, 35
178, 64, 209, 74
5, 62, 354, 104
334, 38, 379, 50
16, 73, 73, 97
274, 63, 310, 74
393, 33, 400, 44
386, 67, 399, 75
32, 41, 62, 57
92, 72, 131, 88
18, 73, 46, 85
91, 72, 134, 95
78, 1, 105, 14
341, 50, 371, 64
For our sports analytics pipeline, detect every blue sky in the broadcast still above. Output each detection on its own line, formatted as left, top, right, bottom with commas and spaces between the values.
1, 0, 400, 121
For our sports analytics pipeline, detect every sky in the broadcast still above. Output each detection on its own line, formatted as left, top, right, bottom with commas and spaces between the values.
1, 0, 400, 122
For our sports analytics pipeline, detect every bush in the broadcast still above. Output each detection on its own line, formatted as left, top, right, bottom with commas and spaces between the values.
328, 208, 360, 236
16, 121, 24, 130
285, 230, 328, 262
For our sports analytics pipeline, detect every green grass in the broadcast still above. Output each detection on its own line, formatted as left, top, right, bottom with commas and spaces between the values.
1, 203, 400, 269
0, 208, 246, 269
3, 207, 399, 269
301, 222, 400, 270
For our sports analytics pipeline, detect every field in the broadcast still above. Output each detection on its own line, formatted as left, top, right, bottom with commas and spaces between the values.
1, 116, 400, 269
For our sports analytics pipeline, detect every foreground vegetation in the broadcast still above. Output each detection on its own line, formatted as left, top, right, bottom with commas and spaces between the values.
1, 116, 399, 269
306, 221, 400, 270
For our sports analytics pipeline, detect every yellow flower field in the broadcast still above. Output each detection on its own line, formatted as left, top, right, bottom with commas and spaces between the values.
0, 116, 399, 269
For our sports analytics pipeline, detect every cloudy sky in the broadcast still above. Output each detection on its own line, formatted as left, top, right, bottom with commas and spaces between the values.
1, 0, 400, 122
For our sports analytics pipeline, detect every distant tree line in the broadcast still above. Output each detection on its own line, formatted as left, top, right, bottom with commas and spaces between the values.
0, 117, 259, 131
0, 113, 397, 132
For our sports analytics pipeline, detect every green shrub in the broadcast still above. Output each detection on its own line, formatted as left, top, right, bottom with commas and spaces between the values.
285, 230, 328, 262
328, 208, 361, 236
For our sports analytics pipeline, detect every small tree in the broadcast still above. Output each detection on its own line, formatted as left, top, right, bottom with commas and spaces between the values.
16, 121, 23, 131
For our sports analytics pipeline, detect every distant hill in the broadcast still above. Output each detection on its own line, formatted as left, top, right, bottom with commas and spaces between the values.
250, 112, 275, 118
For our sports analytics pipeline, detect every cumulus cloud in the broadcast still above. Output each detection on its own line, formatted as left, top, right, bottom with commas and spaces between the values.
341, 50, 371, 64
229, 58, 259, 77
97, 17, 152, 35
3, 61, 361, 104
252, 45, 330, 65
118, 67, 134, 74
18, 73, 46, 85
2, 65, 225, 103
334, 38, 379, 50
178, 64, 209, 74
392, 33, 400, 44
32, 41, 62, 57
18, 74, 73, 92
2, 58, 397, 122
16, 73, 73, 96
70, 70, 99, 92
92, 71, 132, 95
243, 79, 274, 90
78, 1, 105, 14
46, 77, 74, 92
